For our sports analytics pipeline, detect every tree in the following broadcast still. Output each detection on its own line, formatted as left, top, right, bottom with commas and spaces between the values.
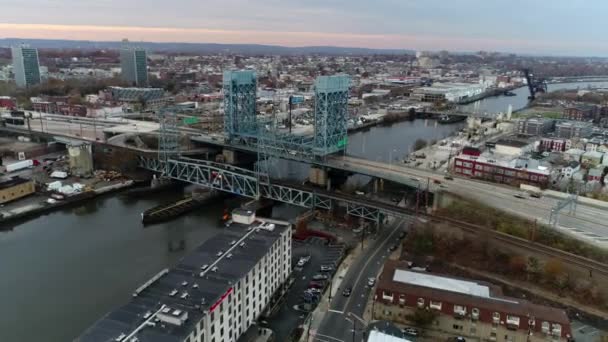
526, 257, 541, 281
543, 259, 564, 282
406, 308, 438, 328
413, 139, 427, 151
508, 255, 527, 274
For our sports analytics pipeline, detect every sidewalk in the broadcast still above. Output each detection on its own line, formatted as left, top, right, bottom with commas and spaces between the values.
301, 218, 399, 342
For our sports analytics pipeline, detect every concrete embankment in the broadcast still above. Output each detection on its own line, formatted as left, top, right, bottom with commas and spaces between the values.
0, 181, 134, 226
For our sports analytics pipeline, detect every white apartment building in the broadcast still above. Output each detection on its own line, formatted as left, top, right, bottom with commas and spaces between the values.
78, 209, 292, 342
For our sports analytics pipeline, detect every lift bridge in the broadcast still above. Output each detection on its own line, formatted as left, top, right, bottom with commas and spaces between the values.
141, 70, 411, 223
138, 156, 411, 222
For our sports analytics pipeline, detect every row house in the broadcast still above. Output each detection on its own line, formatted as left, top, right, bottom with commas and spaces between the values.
374, 260, 572, 342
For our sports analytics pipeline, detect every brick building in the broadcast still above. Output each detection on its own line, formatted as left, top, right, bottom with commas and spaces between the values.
374, 260, 572, 342
0, 96, 16, 109
540, 138, 568, 152
562, 105, 597, 121
453, 153, 550, 187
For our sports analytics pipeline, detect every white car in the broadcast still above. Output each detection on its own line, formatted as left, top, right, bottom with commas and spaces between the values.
367, 278, 376, 287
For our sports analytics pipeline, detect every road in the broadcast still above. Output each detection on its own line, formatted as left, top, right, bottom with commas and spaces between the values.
328, 155, 608, 247
313, 217, 411, 342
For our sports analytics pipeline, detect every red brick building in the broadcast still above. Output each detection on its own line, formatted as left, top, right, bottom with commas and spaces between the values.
374, 260, 572, 342
540, 138, 568, 152
453, 154, 550, 187
562, 105, 598, 121
0, 96, 16, 109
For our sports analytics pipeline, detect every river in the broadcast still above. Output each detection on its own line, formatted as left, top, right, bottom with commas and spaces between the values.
461, 81, 608, 114
1, 80, 606, 342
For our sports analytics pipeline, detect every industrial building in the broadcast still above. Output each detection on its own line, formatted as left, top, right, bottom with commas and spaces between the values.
11, 46, 41, 88
374, 260, 572, 342
0, 177, 35, 204
410, 82, 487, 104
120, 43, 149, 87
105, 87, 166, 107
78, 210, 292, 342
516, 118, 555, 136
454, 140, 550, 187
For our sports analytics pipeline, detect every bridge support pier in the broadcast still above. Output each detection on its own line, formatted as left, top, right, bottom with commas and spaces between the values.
372, 178, 385, 194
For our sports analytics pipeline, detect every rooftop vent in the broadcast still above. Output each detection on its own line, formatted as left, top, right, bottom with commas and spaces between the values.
230, 240, 236, 245
232, 208, 256, 225
226, 253, 233, 259
239, 242, 245, 247
201, 264, 209, 270
181, 281, 188, 286
169, 289, 178, 297
212, 266, 218, 272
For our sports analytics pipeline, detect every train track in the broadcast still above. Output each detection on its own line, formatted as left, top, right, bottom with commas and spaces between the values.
427, 214, 608, 277
276, 178, 608, 276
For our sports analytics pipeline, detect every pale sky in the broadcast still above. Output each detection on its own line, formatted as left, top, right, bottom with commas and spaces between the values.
1, 0, 607, 55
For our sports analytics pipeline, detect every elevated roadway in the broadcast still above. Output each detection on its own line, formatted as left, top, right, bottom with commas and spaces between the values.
327, 155, 608, 246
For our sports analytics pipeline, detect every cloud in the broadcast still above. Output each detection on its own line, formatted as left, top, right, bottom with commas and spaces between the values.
1, 0, 608, 55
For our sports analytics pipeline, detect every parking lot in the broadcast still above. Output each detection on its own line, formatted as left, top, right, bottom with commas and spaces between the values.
265, 237, 345, 341
571, 320, 605, 342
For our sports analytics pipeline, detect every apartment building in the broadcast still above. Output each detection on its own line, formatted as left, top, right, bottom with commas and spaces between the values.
374, 260, 572, 342
78, 210, 292, 342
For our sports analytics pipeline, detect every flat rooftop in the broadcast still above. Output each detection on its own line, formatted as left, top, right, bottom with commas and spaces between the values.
393, 269, 490, 298
78, 218, 290, 342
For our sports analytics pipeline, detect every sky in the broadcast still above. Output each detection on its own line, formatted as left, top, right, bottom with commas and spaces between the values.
1, 0, 607, 56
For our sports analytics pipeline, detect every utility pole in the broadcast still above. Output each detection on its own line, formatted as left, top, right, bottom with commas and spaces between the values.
361, 226, 365, 251
425, 177, 430, 210
288, 95, 292, 134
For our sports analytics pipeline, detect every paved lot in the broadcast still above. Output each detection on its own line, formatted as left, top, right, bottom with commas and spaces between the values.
266, 237, 345, 341
571, 320, 604, 342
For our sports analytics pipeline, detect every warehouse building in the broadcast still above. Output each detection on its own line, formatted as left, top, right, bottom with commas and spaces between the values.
0, 176, 35, 204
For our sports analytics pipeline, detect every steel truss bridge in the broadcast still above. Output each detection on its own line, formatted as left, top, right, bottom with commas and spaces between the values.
138, 156, 413, 223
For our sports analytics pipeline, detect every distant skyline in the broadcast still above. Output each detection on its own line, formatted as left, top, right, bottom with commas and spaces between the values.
2, 0, 608, 56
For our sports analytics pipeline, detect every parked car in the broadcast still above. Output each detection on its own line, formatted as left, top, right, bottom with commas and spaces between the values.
388, 244, 398, 252
433, 179, 441, 184
320, 265, 334, 272
308, 281, 325, 289
342, 286, 352, 297
305, 288, 321, 294
513, 193, 526, 199
444, 175, 454, 180
312, 274, 329, 281
297, 255, 311, 267
403, 327, 419, 336
398, 231, 407, 239
367, 277, 376, 287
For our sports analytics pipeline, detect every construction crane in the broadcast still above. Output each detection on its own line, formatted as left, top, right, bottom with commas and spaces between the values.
522, 68, 548, 100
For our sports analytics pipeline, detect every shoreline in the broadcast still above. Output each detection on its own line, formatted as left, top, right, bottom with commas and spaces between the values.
0, 180, 135, 228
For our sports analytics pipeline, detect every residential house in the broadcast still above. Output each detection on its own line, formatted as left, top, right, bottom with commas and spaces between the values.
581, 151, 604, 168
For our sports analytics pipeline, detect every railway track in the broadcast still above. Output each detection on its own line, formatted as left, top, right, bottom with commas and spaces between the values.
428, 214, 608, 277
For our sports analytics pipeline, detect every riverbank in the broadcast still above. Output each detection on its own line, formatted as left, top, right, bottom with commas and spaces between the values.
0, 180, 134, 227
